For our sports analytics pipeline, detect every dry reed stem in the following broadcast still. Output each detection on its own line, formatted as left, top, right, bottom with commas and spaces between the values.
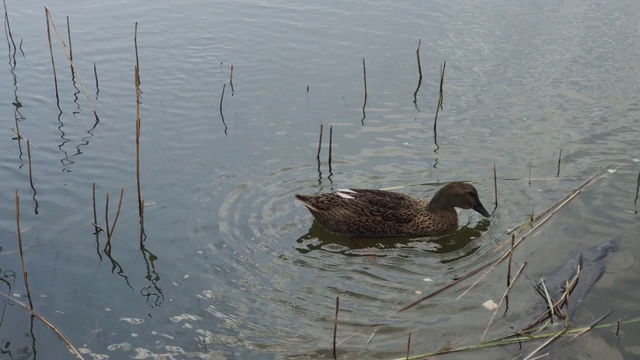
362, 57, 368, 98
229, 64, 234, 93
135, 65, 143, 219
556, 149, 562, 177
616, 320, 621, 336
44, 7, 59, 103
328, 125, 333, 172
93, 62, 99, 96
493, 163, 498, 211
438, 60, 446, 110
406, 332, 412, 360
0, 291, 85, 359
11, 129, 39, 148
333, 296, 339, 360
416, 40, 422, 80
316, 124, 323, 160
15, 190, 34, 310
134, 22, 139, 75
3, 0, 17, 53
523, 328, 567, 360
507, 234, 515, 287
520, 263, 580, 334
44, 6, 99, 120
569, 310, 613, 341
481, 262, 527, 341
106, 189, 124, 245
104, 192, 110, 252
92, 182, 99, 232
66, 16, 72, 63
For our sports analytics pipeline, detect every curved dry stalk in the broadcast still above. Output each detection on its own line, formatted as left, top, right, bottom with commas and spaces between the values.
0, 291, 85, 359
480, 262, 527, 341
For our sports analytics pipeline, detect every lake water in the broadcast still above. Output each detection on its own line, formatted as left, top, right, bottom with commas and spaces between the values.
1, 0, 639, 359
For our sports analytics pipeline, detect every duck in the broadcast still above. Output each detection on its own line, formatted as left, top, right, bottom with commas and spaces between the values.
295, 182, 490, 237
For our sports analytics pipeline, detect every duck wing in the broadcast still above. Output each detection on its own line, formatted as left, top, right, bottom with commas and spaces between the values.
296, 189, 426, 223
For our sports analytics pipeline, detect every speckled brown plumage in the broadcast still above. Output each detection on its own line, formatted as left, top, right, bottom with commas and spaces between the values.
295, 182, 490, 237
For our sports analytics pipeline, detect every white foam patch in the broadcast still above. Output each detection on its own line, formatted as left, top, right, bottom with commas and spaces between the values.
336, 192, 355, 199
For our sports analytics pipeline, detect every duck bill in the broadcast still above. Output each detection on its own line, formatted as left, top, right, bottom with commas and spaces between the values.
473, 202, 491, 217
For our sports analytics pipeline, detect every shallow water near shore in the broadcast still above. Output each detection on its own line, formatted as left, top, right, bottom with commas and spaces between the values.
1, 0, 640, 359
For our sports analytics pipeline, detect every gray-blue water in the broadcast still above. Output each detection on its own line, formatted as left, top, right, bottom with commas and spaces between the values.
1, 0, 639, 358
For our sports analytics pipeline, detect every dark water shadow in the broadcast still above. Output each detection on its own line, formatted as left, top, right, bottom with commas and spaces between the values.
295, 219, 490, 260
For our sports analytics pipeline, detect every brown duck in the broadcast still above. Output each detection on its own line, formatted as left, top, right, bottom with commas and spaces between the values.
295, 182, 490, 237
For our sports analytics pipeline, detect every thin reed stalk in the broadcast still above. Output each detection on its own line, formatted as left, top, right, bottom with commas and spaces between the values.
66, 16, 73, 64
3, 0, 17, 54
134, 22, 139, 80
15, 190, 34, 310
229, 64, 234, 93
493, 163, 498, 211
406, 332, 412, 360
44, 7, 60, 105
27, 140, 35, 190
480, 262, 526, 341
135, 65, 143, 219
92, 182, 100, 233
438, 60, 446, 110
219, 83, 227, 135
328, 125, 333, 173
507, 234, 515, 287
413, 39, 423, 106
333, 296, 339, 360
93, 62, 99, 98
361, 57, 367, 125
0, 291, 85, 359
556, 149, 562, 176
106, 189, 124, 245
316, 124, 323, 161
44, 6, 99, 120
104, 192, 110, 252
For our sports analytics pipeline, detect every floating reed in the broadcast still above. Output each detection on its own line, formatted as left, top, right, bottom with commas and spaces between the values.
328, 125, 333, 173
316, 124, 323, 161
15, 190, 34, 310
219, 83, 228, 135
480, 262, 526, 342
45, 7, 60, 105
616, 320, 621, 336
333, 296, 339, 360
0, 291, 85, 359
44, 6, 99, 120
406, 332, 412, 360
229, 64, 234, 93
